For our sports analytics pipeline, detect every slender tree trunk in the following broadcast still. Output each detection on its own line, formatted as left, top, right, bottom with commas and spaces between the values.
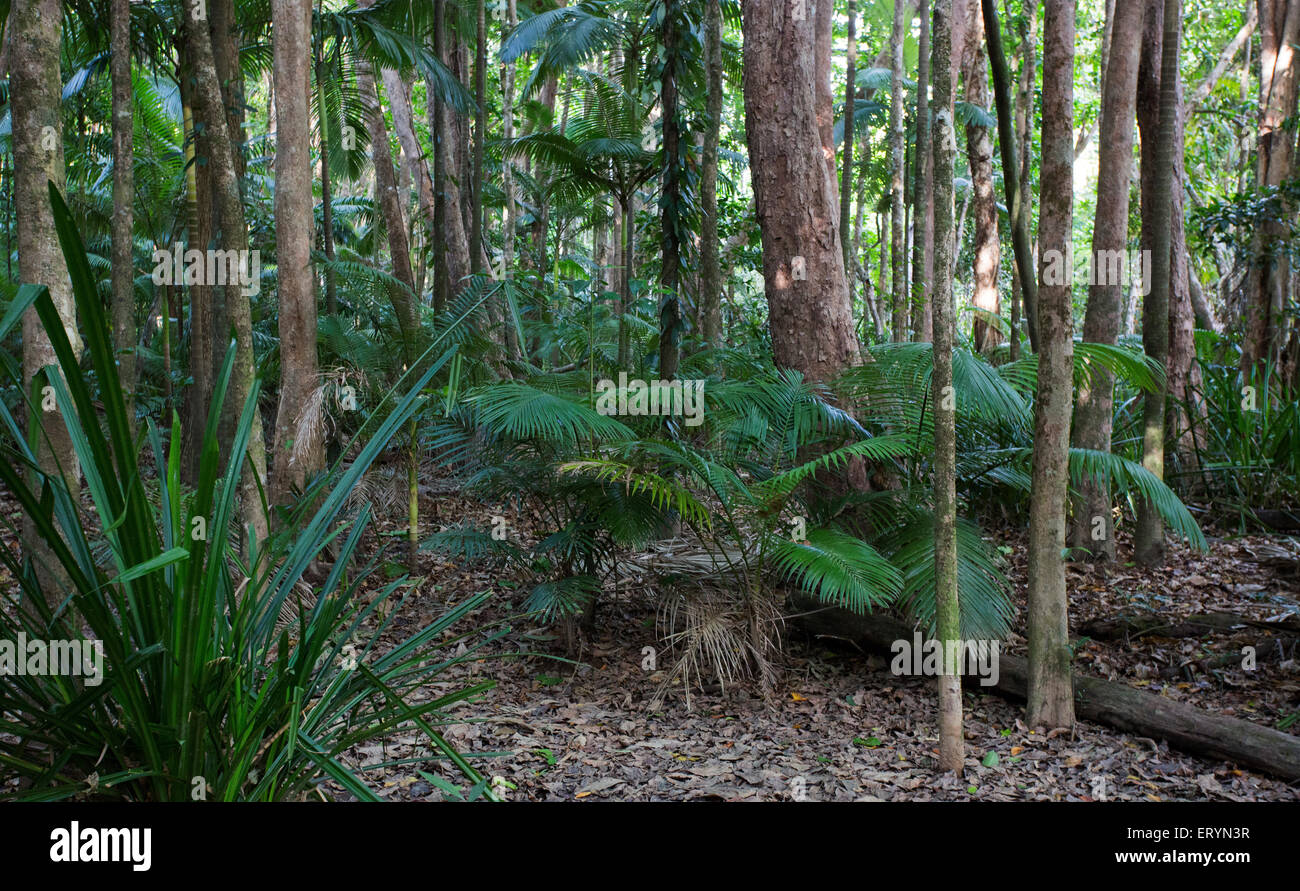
1068, 0, 1144, 562
699, 0, 724, 349
658, 0, 683, 380
1134, 0, 1182, 567
889, 0, 909, 342
183, 0, 269, 550
502, 0, 519, 326
110, 0, 136, 435
1026, 0, 1076, 730
270, 0, 320, 505
911, 0, 933, 342
963, 14, 1000, 353
815, 0, 838, 195
359, 62, 422, 570
471, 0, 487, 278
317, 37, 338, 317
840, 0, 858, 275
743, 0, 862, 384
930, 0, 964, 775
1242, 0, 1300, 378
180, 75, 213, 486
981, 0, 1038, 355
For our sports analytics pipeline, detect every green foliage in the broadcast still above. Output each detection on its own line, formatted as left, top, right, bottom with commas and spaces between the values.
0, 190, 498, 801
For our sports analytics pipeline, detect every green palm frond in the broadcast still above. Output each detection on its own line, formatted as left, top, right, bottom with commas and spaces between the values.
770, 528, 903, 613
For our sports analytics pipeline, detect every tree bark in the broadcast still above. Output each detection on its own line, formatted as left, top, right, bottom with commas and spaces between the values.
910, 0, 933, 342
183, 0, 269, 550
110, 0, 135, 435
1026, 0, 1076, 730
963, 13, 1000, 354
930, 0, 964, 776
1241, 0, 1300, 379
658, 0, 683, 380
12, 0, 81, 604
1134, 0, 1182, 567
982, 0, 1038, 358
269, 0, 321, 506
840, 1, 858, 277
742, 0, 862, 384
699, 0, 724, 349
889, 0, 909, 342
1068, 0, 1144, 562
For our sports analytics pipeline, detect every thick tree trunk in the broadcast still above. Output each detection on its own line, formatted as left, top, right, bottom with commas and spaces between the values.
269, 0, 320, 505
699, 0, 724, 349
930, 0, 964, 776
963, 14, 1000, 354
12, 0, 81, 603
1068, 0, 1144, 562
183, 0, 269, 550
1026, 0, 1076, 730
889, 0, 908, 343
1134, 0, 1182, 567
742, 1, 861, 383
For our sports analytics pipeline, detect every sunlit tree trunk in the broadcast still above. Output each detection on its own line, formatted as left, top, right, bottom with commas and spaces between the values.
1026, 0, 1076, 730
743, 0, 862, 384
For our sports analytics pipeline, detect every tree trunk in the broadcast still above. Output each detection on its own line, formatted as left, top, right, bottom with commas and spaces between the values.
982, 0, 1038, 359
269, 0, 320, 506
183, 0, 269, 550
910, 0, 932, 342
889, 0, 909, 342
658, 0, 683, 380
180, 77, 212, 486
1026, 0, 1076, 730
110, 0, 135, 435
699, 0, 724, 349
742, 0, 862, 383
930, 0, 964, 776
471, 0, 487, 279
1068, 0, 1144, 562
13, 0, 81, 604
963, 14, 1000, 354
840, 0, 858, 276
1134, 0, 1182, 567
1242, 0, 1300, 378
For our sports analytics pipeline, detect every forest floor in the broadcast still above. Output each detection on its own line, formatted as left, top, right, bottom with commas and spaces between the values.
6, 477, 1297, 801
340, 480, 1300, 802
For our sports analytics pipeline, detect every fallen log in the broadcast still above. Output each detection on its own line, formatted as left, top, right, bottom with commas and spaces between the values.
1079, 611, 1300, 641
788, 595, 1300, 781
